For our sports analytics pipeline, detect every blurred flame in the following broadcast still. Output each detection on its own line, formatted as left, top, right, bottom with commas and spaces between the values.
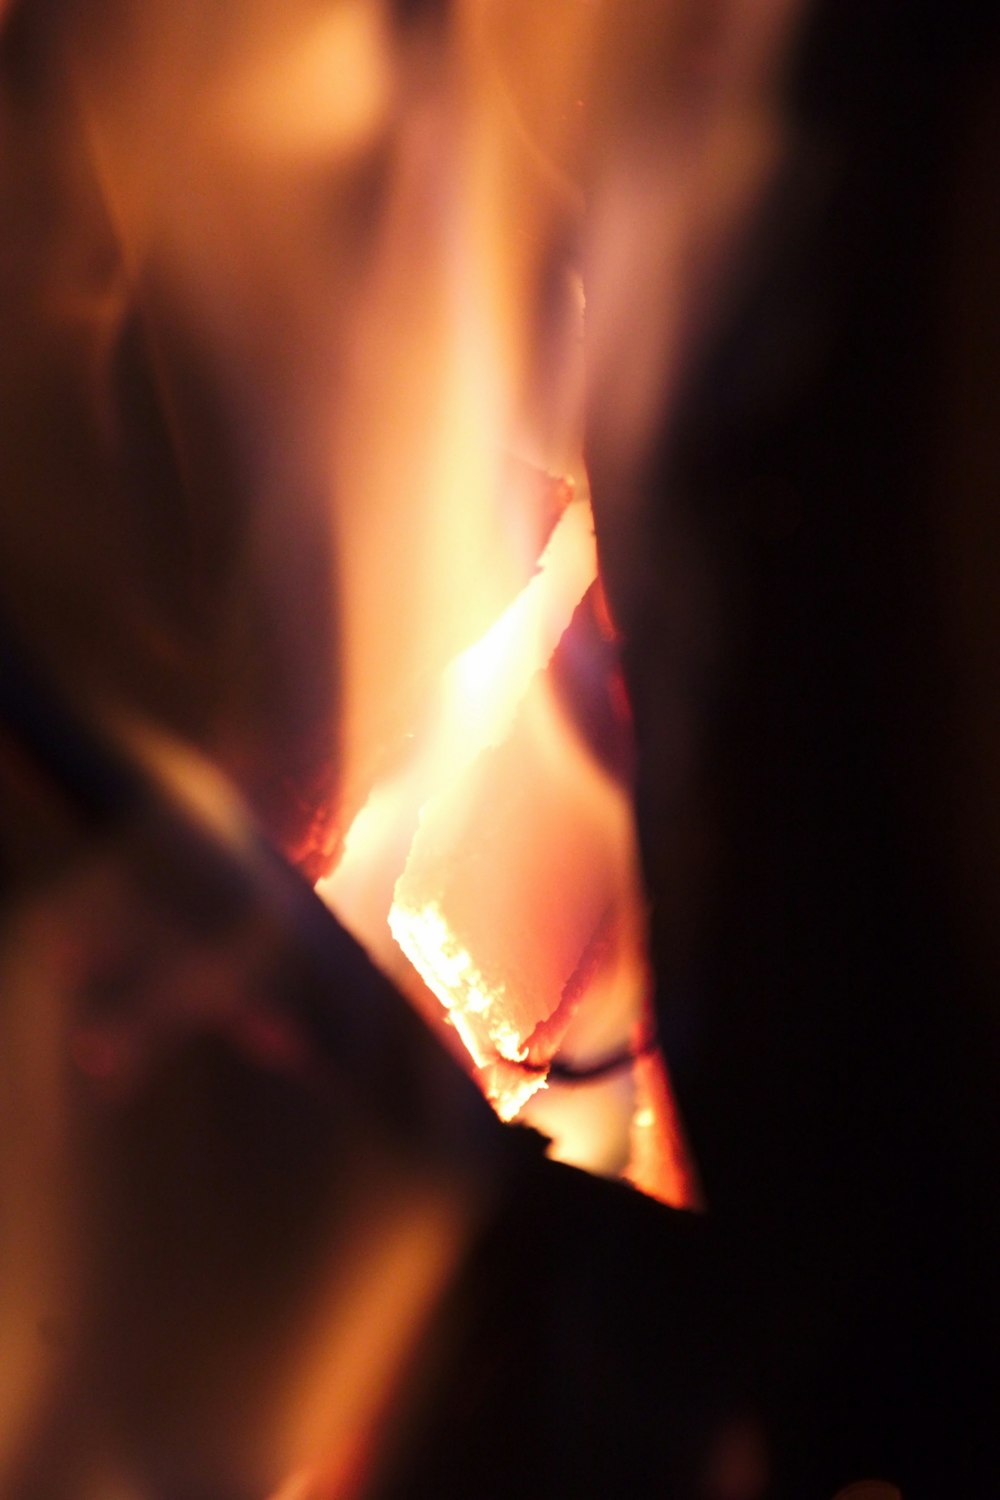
0, 899, 78, 1482
286, 3, 705, 1203
269, 1186, 471, 1500
0, 0, 807, 1488
213, 2, 394, 163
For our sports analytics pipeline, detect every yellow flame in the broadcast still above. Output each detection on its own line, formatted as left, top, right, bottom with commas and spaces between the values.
270, 1186, 472, 1500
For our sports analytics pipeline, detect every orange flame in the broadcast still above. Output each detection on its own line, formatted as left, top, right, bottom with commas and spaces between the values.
0, 0, 812, 1491
292, 4, 710, 1210
45, 3, 790, 1218
322, 477, 697, 1206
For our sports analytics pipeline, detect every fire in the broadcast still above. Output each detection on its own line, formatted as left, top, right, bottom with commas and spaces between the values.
290, 2, 703, 1209
0, 0, 811, 1492
45, 0, 698, 1210
321, 480, 697, 1206
389, 903, 527, 1063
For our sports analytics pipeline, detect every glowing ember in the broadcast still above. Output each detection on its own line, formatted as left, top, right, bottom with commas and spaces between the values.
391, 658, 632, 1111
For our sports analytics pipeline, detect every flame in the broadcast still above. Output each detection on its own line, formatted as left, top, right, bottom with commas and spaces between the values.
29, 0, 784, 1218
267, 1186, 472, 1500
323, 476, 697, 1203
0, 0, 808, 1485
289, 5, 708, 1208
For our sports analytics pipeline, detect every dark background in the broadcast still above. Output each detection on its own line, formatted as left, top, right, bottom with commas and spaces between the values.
591, 1, 1000, 1492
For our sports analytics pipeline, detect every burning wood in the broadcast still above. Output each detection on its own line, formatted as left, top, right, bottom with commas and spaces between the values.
318, 475, 697, 1203
1, 0, 809, 1490
391, 658, 639, 1106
